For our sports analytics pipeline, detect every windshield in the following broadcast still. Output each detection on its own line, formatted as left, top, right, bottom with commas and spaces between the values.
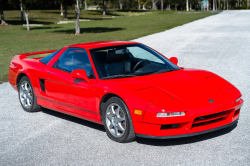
90, 44, 179, 79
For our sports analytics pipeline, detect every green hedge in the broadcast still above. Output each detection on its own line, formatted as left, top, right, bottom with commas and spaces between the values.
233, 6, 248, 9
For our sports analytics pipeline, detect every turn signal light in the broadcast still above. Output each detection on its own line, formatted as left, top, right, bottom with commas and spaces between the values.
134, 110, 142, 115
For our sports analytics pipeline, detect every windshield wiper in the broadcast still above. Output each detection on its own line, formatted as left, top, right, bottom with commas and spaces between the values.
102, 74, 137, 80
151, 68, 178, 75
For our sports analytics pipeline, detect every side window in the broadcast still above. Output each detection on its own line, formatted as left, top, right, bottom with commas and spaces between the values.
56, 48, 94, 77
128, 46, 165, 64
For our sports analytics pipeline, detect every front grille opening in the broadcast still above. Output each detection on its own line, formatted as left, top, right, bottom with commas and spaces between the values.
192, 110, 232, 128
196, 112, 222, 120
161, 124, 180, 130
192, 117, 224, 127
234, 109, 240, 117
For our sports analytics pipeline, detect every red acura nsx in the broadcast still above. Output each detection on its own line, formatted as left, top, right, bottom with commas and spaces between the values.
9, 41, 243, 142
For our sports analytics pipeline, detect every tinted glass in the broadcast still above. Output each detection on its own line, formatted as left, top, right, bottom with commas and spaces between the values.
40, 49, 62, 65
56, 48, 94, 77
128, 46, 165, 64
90, 44, 179, 79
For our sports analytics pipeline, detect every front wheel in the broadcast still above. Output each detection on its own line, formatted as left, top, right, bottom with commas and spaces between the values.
18, 76, 41, 112
103, 97, 136, 143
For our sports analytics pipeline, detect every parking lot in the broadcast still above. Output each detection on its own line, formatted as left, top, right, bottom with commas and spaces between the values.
1, 11, 249, 165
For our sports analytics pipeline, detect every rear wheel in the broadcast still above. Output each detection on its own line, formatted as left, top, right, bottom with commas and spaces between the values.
103, 97, 136, 143
18, 76, 41, 112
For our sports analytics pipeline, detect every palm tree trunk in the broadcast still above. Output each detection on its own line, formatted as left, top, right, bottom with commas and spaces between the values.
247, 0, 249, 9
186, 0, 189, 11
20, 0, 24, 21
60, 3, 63, 16
161, 0, 164, 11
85, 0, 87, 9
24, 10, 30, 31
0, 0, 8, 25
75, 2, 80, 35
129, 0, 132, 12
64, 4, 67, 19
103, 0, 107, 15
152, 0, 157, 10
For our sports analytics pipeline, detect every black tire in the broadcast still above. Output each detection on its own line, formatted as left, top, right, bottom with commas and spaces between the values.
103, 97, 136, 143
18, 76, 41, 112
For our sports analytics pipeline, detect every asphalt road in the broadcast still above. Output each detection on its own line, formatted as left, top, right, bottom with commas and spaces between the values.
1, 11, 250, 165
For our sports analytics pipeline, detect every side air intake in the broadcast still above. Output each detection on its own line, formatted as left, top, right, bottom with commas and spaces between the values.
39, 79, 45, 92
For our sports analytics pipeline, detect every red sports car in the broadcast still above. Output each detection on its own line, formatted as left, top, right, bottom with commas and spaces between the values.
9, 41, 243, 143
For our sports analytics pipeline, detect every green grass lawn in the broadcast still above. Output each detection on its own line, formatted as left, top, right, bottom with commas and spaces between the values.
0, 9, 215, 83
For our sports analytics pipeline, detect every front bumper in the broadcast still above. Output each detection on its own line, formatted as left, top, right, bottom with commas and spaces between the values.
136, 119, 238, 139
133, 98, 243, 138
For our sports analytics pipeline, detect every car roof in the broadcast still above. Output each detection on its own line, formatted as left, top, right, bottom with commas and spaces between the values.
68, 41, 139, 49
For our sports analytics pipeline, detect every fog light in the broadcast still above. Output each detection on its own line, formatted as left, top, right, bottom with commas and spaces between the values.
236, 97, 241, 103
134, 110, 142, 115
157, 112, 185, 117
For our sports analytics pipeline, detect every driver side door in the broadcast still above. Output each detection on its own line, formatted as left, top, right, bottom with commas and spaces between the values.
45, 48, 97, 119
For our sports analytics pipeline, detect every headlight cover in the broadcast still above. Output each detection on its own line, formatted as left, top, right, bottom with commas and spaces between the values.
236, 97, 241, 103
157, 112, 185, 117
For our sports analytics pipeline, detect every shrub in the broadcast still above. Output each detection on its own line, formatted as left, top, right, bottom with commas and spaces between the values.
233, 6, 248, 9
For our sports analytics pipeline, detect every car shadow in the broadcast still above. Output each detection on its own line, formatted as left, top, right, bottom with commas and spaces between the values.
41, 108, 106, 133
135, 123, 238, 146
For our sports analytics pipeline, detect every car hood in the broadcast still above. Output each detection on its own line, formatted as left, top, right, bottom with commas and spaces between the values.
127, 69, 234, 98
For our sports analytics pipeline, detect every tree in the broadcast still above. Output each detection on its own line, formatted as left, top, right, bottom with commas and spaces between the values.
84, 0, 87, 9
9, 0, 38, 30
161, 0, 165, 11
58, 0, 74, 19
129, 0, 132, 11
103, 0, 107, 15
20, 0, 24, 21
75, 0, 82, 35
186, 0, 189, 11
152, 0, 158, 9
141, 0, 148, 9
0, 0, 8, 25
119, 0, 123, 9
60, 2, 63, 16
247, 0, 249, 9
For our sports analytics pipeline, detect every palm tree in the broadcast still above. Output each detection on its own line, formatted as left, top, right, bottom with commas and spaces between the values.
0, 0, 8, 25
119, 0, 123, 9
75, 0, 81, 34
103, 0, 107, 15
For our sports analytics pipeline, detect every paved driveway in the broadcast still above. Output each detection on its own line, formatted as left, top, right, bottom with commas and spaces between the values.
1, 11, 249, 165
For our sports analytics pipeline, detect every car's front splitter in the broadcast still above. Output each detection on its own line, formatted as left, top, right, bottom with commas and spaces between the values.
136, 119, 238, 139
